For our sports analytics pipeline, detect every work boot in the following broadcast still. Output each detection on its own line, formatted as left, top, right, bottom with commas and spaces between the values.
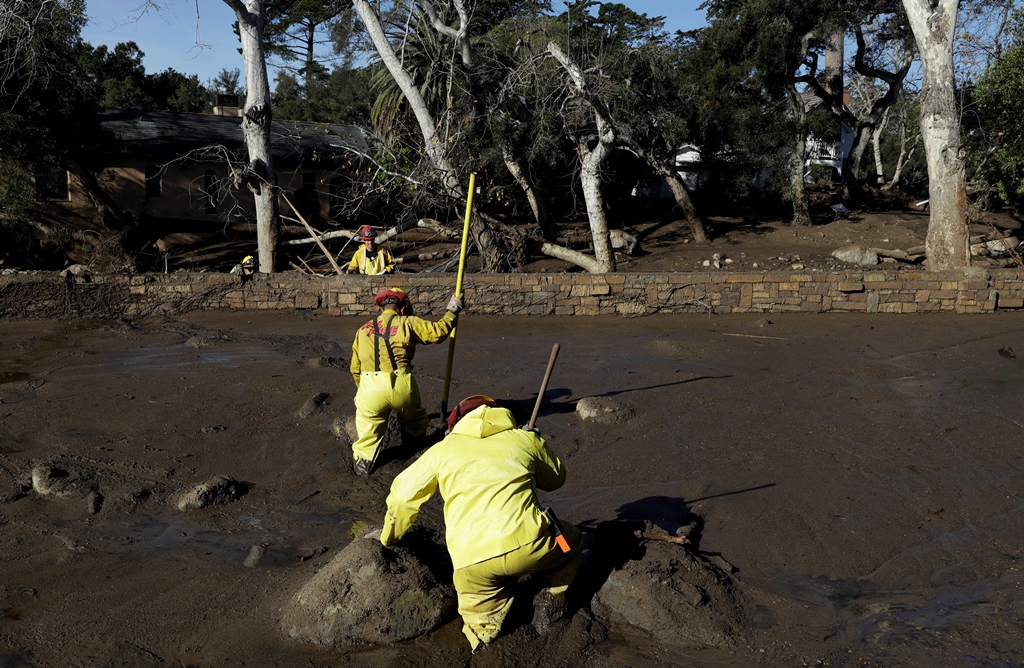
531, 587, 568, 635
353, 458, 372, 477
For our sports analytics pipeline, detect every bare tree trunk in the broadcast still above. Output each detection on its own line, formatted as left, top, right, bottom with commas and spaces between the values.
502, 148, 552, 237
872, 111, 888, 185
538, 242, 604, 273
903, 0, 969, 269
885, 118, 912, 189
628, 145, 709, 243
548, 41, 615, 272
226, 0, 279, 273
352, 0, 461, 196
578, 132, 616, 272
786, 84, 811, 227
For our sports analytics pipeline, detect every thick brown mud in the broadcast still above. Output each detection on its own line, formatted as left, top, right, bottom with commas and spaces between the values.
1, 311, 1024, 666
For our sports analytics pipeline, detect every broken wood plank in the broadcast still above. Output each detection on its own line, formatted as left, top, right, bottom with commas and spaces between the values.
282, 195, 344, 276
721, 333, 791, 341
643, 530, 691, 545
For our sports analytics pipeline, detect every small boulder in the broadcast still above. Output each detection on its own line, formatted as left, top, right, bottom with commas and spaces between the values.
85, 491, 104, 515
576, 397, 635, 424
331, 416, 358, 444
305, 357, 339, 369
831, 245, 878, 266
31, 465, 77, 498
299, 392, 331, 419
175, 475, 247, 512
281, 528, 456, 646
592, 539, 749, 649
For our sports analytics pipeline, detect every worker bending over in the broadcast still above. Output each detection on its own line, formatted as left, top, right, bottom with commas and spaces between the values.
350, 287, 462, 475
347, 225, 395, 275
381, 396, 583, 651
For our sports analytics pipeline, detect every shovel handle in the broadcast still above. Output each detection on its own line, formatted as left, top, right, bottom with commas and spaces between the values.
528, 343, 560, 430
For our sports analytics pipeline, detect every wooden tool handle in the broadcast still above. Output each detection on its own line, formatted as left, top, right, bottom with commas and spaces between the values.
528, 343, 560, 430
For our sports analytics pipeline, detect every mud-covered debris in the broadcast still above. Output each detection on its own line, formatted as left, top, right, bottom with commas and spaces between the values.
174, 475, 247, 512
592, 538, 749, 649
243, 544, 266, 568
85, 491, 103, 515
0, 380, 45, 405
299, 392, 331, 419
305, 357, 339, 369
0, 471, 27, 504
31, 465, 78, 498
200, 425, 228, 434
295, 545, 328, 562
831, 245, 879, 266
184, 336, 208, 349
576, 397, 635, 424
59, 264, 90, 279
281, 527, 456, 646
331, 416, 358, 443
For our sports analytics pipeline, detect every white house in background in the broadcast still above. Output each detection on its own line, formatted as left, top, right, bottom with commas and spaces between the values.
630, 144, 710, 197
632, 89, 856, 197
802, 90, 856, 178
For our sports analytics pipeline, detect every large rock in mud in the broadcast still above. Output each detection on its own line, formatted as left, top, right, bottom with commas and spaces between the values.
592, 539, 748, 649
174, 475, 247, 511
31, 465, 81, 498
281, 528, 456, 646
831, 245, 878, 266
576, 397, 635, 424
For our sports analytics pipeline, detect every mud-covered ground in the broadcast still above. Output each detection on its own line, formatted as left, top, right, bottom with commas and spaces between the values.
2, 310, 1024, 667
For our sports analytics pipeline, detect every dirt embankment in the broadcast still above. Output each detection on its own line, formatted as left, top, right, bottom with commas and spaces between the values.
2, 311, 1024, 666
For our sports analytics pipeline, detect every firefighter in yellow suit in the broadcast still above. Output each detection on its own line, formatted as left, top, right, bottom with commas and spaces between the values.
350, 287, 462, 475
381, 396, 583, 651
346, 225, 396, 275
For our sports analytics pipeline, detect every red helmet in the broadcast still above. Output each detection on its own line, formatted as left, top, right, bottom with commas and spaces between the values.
447, 395, 498, 432
374, 287, 409, 309
357, 225, 375, 241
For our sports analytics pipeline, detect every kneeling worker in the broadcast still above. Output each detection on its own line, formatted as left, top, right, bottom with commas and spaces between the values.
380, 396, 583, 651
350, 287, 462, 475
347, 225, 395, 275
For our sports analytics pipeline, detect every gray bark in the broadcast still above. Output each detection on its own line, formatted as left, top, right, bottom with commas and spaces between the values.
626, 142, 709, 244
502, 148, 551, 236
548, 41, 616, 272
786, 84, 811, 227
226, 0, 279, 273
903, 0, 969, 269
352, 0, 461, 196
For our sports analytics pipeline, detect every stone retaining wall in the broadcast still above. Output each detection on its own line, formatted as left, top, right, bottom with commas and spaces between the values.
2, 268, 1023, 319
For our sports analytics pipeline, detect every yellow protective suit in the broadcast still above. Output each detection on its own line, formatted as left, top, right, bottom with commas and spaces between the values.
381, 404, 582, 649
347, 245, 395, 275
349, 309, 455, 463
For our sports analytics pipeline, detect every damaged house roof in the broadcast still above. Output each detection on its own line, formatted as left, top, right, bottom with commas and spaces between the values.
99, 108, 368, 170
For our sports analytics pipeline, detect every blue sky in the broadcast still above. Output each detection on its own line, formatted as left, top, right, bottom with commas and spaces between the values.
81, 1, 709, 85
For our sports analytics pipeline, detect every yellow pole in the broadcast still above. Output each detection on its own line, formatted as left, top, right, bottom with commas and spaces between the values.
441, 173, 476, 418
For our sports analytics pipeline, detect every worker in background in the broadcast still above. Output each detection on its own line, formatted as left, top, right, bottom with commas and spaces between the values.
350, 287, 463, 475
347, 225, 395, 275
380, 395, 583, 652
230, 254, 257, 276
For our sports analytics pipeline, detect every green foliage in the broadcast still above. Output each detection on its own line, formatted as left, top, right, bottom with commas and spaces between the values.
209, 68, 243, 95
273, 66, 373, 124
969, 14, 1024, 208
0, 0, 106, 266
79, 41, 212, 112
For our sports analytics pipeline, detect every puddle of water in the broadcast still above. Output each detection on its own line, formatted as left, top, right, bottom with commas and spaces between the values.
107, 345, 277, 376
103, 507, 349, 569
0, 372, 33, 385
